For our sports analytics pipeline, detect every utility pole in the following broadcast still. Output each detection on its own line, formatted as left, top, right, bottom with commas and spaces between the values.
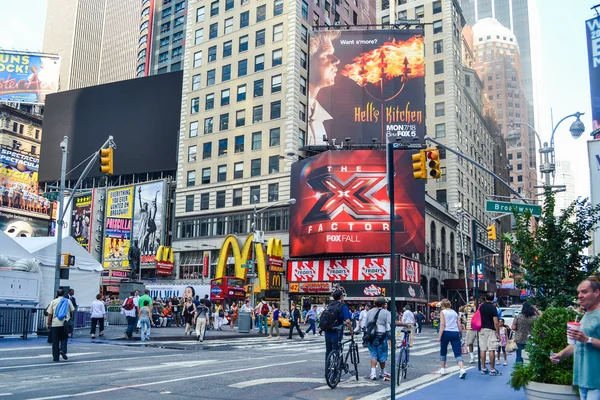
471, 218, 481, 371
386, 142, 397, 399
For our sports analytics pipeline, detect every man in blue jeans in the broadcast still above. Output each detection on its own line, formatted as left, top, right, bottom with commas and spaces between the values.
305, 305, 318, 336
122, 291, 138, 339
324, 289, 353, 363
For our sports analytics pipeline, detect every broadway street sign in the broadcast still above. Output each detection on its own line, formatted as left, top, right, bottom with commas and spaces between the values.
485, 200, 542, 217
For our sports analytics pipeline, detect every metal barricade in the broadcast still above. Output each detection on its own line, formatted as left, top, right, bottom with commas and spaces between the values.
0, 307, 41, 340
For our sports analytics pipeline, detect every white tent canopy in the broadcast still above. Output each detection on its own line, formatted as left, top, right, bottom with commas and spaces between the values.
0, 230, 36, 261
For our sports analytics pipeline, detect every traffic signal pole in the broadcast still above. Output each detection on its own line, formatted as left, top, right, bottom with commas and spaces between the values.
386, 142, 397, 400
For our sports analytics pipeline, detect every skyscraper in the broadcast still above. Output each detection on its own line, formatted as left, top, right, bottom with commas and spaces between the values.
553, 160, 577, 214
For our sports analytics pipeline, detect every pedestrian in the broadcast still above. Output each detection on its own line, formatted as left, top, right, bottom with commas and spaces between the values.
356, 304, 370, 334
68, 289, 78, 309
268, 302, 281, 339
183, 297, 196, 335
478, 292, 502, 376
203, 295, 212, 329
90, 293, 106, 339
323, 289, 353, 363
511, 301, 541, 363
138, 300, 152, 342
138, 290, 152, 313
230, 301, 239, 331
172, 296, 181, 327
437, 299, 467, 379
287, 303, 305, 339
256, 298, 270, 335
304, 304, 318, 336
551, 277, 600, 400
163, 302, 174, 326
152, 303, 164, 328
122, 291, 138, 339
416, 311, 425, 334
401, 305, 416, 347
195, 299, 210, 341
46, 289, 75, 362
364, 297, 392, 380
496, 318, 511, 366
241, 299, 253, 331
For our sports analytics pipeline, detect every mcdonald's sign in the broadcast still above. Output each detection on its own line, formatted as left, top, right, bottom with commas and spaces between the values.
156, 246, 174, 276
267, 238, 284, 273
269, 272, 283, 290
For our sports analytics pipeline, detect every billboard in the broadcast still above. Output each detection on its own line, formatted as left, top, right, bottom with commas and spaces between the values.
132, 180, 166, 266
103, 186, 134, 269
0, 51, 60, 104
0, 209, 50, 237
287, 258, 391, 282
71, 193, 93, 251
589, 140, 600, 255
586, 16, 600, 135
307, 30, 425, 146
289, 150, 425, 257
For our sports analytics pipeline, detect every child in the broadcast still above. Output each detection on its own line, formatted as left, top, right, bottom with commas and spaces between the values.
496, 318, 511, 366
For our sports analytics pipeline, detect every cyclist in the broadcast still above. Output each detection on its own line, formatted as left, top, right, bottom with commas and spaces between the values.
364, 297, 392, 380
324, 288, 353, 363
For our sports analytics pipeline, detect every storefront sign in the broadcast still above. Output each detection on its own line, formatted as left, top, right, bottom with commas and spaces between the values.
289, 282, 333, 293
400, 258, 420, 283
216, 234, 267, 290
287, 257, 390, 282
343, 281, 426, 302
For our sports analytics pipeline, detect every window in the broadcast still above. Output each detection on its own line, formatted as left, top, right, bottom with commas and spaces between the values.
217, 165, 227, 182
302, 0, 308, 19
219, 113, 229, 130
189, 121, 199, 137
234, 135, 245, 152
299, 128, 306, 148
205, 93, 214, 110
173, 33, 183, 45
253, 105, 263, 123
269, 128, 280, 146
268, 155, 279, 173
159, 52, 168, 63
433, 39, 443, 54
161, 8, 171, 19
225, 0, 234, 11
433, 20, 442, 34
204, 117, 214, 134
313, 11, 319, 27
159, 37, 169, 48
207, 69, 216, 85
517, 163, 523, 171
415, 5, 424, 18
272, 49, 283, 66
223, 40, 232, 57
222, 64, 231, 81
224, 17, 233, 34
252, 132, 262, 150
208, 46, 217, 62
31, 145, 37, 155
209, 23, 218, 39
300, 76, 307, 95
273, 23, 283, 42
221, 89, 230, 106
255, 54, 264, 72
202, 167, 211, 184
234, 162, 244, 179
175, 1, 185, 13
35, 129, 40, 140
174, 16, 184, 27
270, 101, 281, 119
254, 79, 263, 97
435, 123, 446, 138
434, 60, 444, 74
434, 81, 444, 95
256, 4, 266, 22
508, 153, 513, 161
202, 142, 212, 159
300, 50, 307, 69
516, 152, 522, 159
187, 171, 196, 187
271, 75, 282, 93
216, 191, 226, 209
299, 102, 306, 121
517, 175, 523, 182
274, 0, 283, 15
250, 186, 260, 203
185, 195, 194, 212
251, 159, 261, 176
188, 145, 197, 162
190, 97, 200, 114
160, 22, 170, 33
194, 51, 202, 68
200, 193, 210, 210
237, 59, 248, 77
436, 189, 447, 204
232, 188, 242, 206
196, 6, 205, 22
268, 183, 279, 202
240, 11, 249, 28
301, 25, 308, 43
193, 29, 204, 46
256, 29, 265, 46
237, 84, 246, 101
239, 35, 248, 52
435, 102, 445, 117
218, 138, 228, 156
210, 0, 219, 16
432, 0, 442, 14
236, 110, 245, 127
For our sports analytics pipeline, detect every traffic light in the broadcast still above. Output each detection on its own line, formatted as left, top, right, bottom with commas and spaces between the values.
411, 150, 427, 180
427, 148, 442, 179
487, 224, 497, 240
99, 148, 113, 175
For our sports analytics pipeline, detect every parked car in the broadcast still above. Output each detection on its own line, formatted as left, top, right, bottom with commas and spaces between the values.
498, 307, 521, 328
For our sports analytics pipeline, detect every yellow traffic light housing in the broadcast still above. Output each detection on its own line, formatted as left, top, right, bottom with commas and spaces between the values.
411, 150, 427, 180
487, 224, 497, 241
427, 148, 442, 179
99, 148, 113, 175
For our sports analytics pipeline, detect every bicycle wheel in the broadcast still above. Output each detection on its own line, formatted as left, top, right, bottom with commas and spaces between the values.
325, 351, 342, 389
350, 342, 360, 381
401, 348, 409, 380
396, 347, 406, 386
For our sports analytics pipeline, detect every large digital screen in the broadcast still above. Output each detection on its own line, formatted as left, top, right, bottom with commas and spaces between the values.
587, 16, 600, 135
103, 186, 134, 269
0, 51, 60, 104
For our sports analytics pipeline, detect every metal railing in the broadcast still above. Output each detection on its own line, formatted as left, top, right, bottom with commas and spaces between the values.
0, 307, 40, 340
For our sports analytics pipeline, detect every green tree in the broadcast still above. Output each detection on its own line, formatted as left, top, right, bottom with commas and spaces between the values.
503, 189, 600, 309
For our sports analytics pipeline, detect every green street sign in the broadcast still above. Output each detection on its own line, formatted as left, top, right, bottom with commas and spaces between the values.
44, 192, 60, 201
242, 262, 253, 269
485, 200, 542, 217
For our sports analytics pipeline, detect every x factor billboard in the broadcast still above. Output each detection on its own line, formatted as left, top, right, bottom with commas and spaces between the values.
289, 150, 425, 257
0, 51, 60, 104
308, 30, 425, 146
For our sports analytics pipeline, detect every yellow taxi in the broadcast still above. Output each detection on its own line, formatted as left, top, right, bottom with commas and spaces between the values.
267, 314, 291, 328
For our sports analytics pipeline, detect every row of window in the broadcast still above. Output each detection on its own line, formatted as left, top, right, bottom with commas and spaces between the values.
198, 1, 283, 24
186, 155, 281, 186
160, 0, 185, 19
184, 183, 280, 212
189, 128, 281, 160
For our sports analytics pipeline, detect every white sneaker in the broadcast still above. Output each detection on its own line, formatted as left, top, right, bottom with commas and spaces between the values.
469, 358, 475, 364
459, 369, 466, 379
437, 368, 447, 375
369, 374, 377, 380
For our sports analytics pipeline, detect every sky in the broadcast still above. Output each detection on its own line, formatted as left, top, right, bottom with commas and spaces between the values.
0, 0, 596, 198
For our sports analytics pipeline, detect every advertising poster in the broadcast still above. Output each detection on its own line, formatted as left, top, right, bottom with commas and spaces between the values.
307, 30, 425, 146
103, 186, 133, 269
0, 209, 50, 237
0, 51, 60, 104
71, 193, 92, 251
132, 180, 165, 266
586, 16, 600, 135
287, 258, 391, 282
400, 257, 421, 284
589, 140, 600, 255
289, 150, 425, 257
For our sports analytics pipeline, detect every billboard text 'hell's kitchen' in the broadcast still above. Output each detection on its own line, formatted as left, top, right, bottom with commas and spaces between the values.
289, 150, 425, 257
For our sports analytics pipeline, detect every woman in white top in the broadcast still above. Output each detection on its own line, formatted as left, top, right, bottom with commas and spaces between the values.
437, 298, 466, 378
90, 293, 106, 339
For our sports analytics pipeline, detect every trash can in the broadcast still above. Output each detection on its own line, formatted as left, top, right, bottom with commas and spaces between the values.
238, 311, 251, 333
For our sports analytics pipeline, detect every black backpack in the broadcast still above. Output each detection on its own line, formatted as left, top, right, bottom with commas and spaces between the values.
363, 309, 382, 344
318, 301, 344, 332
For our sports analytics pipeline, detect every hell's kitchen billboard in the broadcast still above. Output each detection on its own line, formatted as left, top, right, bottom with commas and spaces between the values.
0, 51, 60, 104
308, 30, 424, 146
586, 16, 600, 135
289, 150, 425, 257
287, 258, 391, 282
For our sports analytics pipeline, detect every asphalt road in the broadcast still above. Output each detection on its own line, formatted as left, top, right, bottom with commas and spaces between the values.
0, 328, 503, 400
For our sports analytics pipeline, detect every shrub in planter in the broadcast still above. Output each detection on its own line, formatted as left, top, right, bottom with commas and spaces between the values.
510, 307, 578, 390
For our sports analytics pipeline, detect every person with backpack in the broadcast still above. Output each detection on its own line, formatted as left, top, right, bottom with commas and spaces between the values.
195, 299, 210, 341
363, 297, 391, 380
322, 289, 353, 363
256, 298, 270, 335
287, 303, 305, 340
46, 289, 75, 362
122, 291, 138, 339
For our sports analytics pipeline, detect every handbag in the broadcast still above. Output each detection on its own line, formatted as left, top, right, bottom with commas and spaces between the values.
471, 306, 482, 332
506, 331, 517, 352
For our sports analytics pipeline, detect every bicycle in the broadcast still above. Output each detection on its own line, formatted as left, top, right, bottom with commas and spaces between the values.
396, 328, 411, 386
325, 326, 360, 389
